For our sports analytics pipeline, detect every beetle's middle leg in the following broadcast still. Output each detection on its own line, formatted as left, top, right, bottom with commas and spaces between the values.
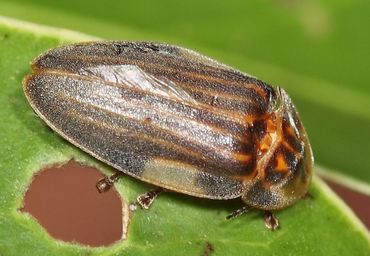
97, 171, 162, 208
137, 188, 163, 209
226, 205, 252, 220
96, 172, 124, 193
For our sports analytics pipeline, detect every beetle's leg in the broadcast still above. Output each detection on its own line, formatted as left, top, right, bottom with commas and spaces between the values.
137, 188, 163, 209
264, 211, 279, 230
226, 205, 252, 220
96, 172, 124, 193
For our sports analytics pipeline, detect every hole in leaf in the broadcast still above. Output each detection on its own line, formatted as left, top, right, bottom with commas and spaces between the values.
20, 160, 129, 247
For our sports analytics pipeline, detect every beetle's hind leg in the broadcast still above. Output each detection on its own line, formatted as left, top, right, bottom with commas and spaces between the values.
96, 171, 162, 208
137, 188, 163, 209
96, 172, 124, 193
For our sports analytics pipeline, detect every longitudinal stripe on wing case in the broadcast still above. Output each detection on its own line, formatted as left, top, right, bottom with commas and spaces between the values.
31, 69, 255, 131
26, 73, 257, 178
37, 55, 272, 115
33, 43, 274, 109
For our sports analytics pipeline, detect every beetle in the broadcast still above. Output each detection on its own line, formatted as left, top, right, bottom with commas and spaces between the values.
23, 41, 313, 230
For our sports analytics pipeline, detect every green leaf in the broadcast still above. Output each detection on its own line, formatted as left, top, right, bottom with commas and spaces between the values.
0, 0, 369, 190
0, 17, 369, 255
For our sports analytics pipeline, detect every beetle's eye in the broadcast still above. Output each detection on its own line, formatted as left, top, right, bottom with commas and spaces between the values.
268, 87, 282, 113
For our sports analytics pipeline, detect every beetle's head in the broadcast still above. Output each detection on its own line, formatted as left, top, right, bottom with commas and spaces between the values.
242, 87, 313, 210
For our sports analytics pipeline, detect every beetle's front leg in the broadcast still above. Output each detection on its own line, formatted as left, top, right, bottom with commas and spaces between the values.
264, 211, 279, 230
96, 172, 124, 193
137, 188, 163, 209
227, 206, 280, 231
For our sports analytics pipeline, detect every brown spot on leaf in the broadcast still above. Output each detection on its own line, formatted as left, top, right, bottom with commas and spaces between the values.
202, 241, 215, 256
21, 160, 129, 247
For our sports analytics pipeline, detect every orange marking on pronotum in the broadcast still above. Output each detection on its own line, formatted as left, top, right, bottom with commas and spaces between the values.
275, 154, 289, 173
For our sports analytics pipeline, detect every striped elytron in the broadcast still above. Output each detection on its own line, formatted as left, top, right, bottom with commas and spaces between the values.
23, 41, 313, 229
